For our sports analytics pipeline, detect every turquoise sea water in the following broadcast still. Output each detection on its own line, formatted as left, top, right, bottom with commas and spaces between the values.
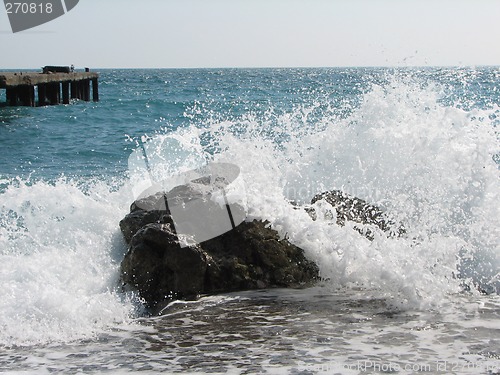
0, 68, 499, 373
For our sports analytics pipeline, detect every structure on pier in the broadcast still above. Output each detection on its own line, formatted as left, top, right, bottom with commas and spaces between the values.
0, 66, 99, 107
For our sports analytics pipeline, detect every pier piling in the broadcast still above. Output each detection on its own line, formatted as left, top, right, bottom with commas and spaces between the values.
0, 66, 99, 107
62, 81, 70, 104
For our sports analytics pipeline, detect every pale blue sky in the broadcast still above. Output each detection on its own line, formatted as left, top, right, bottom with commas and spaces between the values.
1, 0, 499, 69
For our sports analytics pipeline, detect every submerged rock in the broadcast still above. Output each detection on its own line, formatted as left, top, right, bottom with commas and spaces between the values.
307, 190, 406, 239
120, 190, 319, 313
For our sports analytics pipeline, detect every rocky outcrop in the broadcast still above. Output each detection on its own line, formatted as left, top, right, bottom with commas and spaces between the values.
119, 191, 319, 314
307, 190, 406, 239
119, 182, 406, 313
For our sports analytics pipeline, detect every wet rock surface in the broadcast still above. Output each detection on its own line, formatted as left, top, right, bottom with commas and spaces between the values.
119, 186, 407, 313
120, 191, 319, 313
307, 190, 406, 239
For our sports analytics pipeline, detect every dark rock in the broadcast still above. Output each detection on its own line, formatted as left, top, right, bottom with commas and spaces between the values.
201, 220, 318, 293
119, 206, 173, 243
121, 222, 209, 305
308, 190, 405, 239
120, 191, 319, 313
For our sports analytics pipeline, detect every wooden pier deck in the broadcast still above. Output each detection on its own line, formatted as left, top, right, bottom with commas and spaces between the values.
0, 67, 99, 107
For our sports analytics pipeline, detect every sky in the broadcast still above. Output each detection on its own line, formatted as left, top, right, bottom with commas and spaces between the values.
1, 0, 499, 69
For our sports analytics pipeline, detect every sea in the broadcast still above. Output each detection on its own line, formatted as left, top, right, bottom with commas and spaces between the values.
0, 67, 499, 374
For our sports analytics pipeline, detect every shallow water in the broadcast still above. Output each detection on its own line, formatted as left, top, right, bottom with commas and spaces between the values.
1, 288, 499, 374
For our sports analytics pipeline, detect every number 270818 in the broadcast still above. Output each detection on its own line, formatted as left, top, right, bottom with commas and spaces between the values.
5, 2, 53, 14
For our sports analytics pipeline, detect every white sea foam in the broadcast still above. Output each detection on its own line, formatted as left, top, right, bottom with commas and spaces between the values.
151, 74, 499, 308
0, 178, 139, 346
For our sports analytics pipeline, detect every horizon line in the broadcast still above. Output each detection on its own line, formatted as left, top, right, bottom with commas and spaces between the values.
1, 64, 499, 71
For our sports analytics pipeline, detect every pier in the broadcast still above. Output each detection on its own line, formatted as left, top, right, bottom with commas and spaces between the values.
0, 66, 99, 107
